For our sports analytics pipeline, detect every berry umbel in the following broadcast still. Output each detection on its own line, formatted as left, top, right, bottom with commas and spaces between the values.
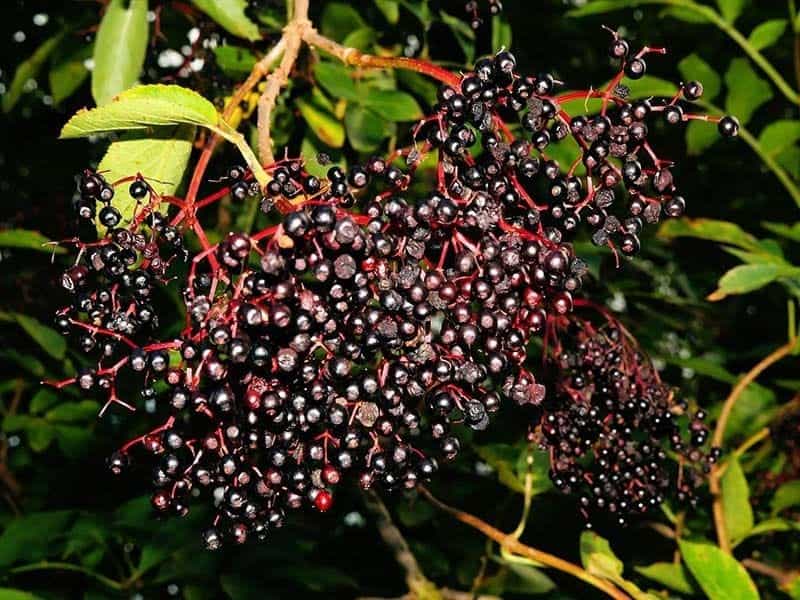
50, 31, 735, 548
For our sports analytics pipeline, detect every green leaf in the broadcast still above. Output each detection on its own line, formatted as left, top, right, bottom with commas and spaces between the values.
566, 0, 631, 17
0, 589, 45, 600
2, 33, 64, 112
342, 27, 377, 52
29, 389, 60, 415
710, 263, 800, 300
771, 480, 800, 515
660, 6, 711, 23
725, 383, 776, 441
212, 46, 258, 77
55, 425, 93, 459
580, 532, 656, 599
49, 41, 92, 105
0, 510, 74, 568
363, 89, 423, 121
492, 16, 512, 52
374, 0, 400, 23
61, 84, 220, 138
658, 218, 762, 251
45, 400, 100, 423
96, 124, 196, 226
716, 0, 747, 24
503, 563, 556, 594
321, 2, 367, 41
192, 0, 260, 41
667, 355, 736, 383
678, 54, 722, 102
635, 562, 697, 595
92, 0, 148, 106
439, 10, 475, 64
580, 531, 623, 580
475, 444, 551, 495
736, 517, 798, 543
28, 422, 57, 452
397, 0, 432, 24
297, 98, 345, 148
13, 313, 66, 360
314, 62, 359, 102
345, 105, 393, 152
724, 58, 773, 126
686, 119, 719, 154
0, 229, 64, 254
747, 19, 788, 50
721, 459, 754, 543
758, 120, 800, 158
678, 539, 760, 600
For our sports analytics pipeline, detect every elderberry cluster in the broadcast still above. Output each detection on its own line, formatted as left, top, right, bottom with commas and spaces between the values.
57, 172, 186, 395
420, 40, 737, 258
51, 34, 737, 548
537, 318, 720, 526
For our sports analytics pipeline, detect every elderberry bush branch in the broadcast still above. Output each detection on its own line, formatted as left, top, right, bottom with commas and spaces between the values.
257, 0, 311, 163
709, 338, 797, 553
418, 486, 629, 600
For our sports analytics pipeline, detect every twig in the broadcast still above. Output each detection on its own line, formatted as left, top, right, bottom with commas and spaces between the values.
418, 486, 630, 600
709, 340, 796, 553
258, 0, 310, 163
742, 558, 797, 587
362, 490, 442, 600
302, 29, 460, 87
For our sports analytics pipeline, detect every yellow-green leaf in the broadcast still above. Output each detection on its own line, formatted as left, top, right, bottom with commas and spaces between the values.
61, 84, 220, 138
709, 263, 800, 300
635, 562, 697, 595
297, 98, 345, 148
722, 459, 754, 543
747, 19, 788, 51
2, 33, 64, 112
679, 539, 760, 600
97, 124, 196, 226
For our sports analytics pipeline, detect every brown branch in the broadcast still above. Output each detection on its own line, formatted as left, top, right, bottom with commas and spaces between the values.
257, 0, 310, 163
418, 487, 630, 600
709, 340, 796, 554
362, 490, 441, 600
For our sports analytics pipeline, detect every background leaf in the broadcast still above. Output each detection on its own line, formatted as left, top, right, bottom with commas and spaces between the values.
679, 540, 760, 600
2, 33, 64, 112
91, 0, 148, 106
722, 459, 754, 543
747, 19, 788, 50
724, 58, 773, 126
0, 230, 64, 254
716, 0, 747, 24
192, 0, 261, 41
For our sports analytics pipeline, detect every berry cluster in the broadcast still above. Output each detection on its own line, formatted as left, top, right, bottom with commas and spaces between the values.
419, 39, 737, 259
51, 34, 736, 547
56, 172, 186, 413
537, 311, 720, 526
